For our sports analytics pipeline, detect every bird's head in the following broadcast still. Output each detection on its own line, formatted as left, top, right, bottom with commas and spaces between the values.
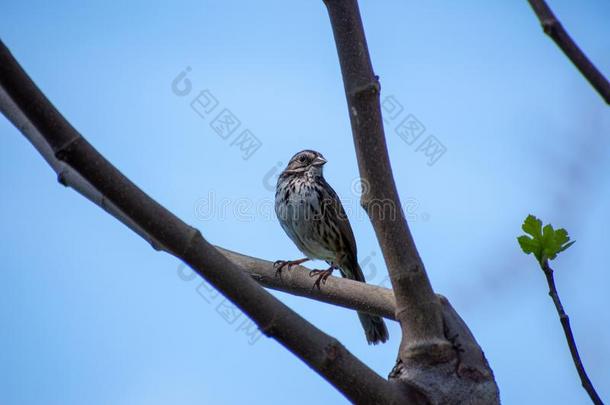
284, 149, 327, 177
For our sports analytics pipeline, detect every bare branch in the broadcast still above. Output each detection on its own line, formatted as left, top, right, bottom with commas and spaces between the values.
0, 40, 415, 404
219, 247, 397, 319
527, 0, 610, 104
322, 0, 451, 361
541, 261, 603, 405
321, 2, 500, 402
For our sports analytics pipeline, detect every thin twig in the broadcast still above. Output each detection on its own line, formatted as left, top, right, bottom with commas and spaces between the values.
322, 0, 451, 362
527, 0, 610, 104
540, 261, 603, 405
0, 39, 414, 404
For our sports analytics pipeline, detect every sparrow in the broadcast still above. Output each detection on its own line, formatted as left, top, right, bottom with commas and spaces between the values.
274, 149, 389, 344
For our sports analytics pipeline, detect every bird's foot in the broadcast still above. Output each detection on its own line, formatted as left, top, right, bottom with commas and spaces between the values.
309, 266, 336, 289
273, 258, 309, 277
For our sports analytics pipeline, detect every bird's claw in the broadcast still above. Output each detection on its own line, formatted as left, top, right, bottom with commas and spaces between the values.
273, 260, 287, 268
273, 259, 305, 276
273, 260, 289, 277
309, 268, 334, 290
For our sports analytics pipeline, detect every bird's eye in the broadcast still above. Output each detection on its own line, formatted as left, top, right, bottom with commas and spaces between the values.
299, 156, 306, 163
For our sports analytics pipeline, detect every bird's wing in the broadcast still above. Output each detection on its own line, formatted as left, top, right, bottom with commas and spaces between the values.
319, 177, 358, 265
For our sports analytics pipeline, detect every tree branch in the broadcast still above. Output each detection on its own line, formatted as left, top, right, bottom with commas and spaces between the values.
541, 261, 603, 405
219, 247, 397, 319
0, 40, 415, 404
526, 0, 610, 104
322, 0, 451, 362
322, 2, 499, 402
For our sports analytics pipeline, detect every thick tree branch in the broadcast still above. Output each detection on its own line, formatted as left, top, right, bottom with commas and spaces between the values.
322, 2, 499, 402
322, 0, 451, 362
0, 40, 415, 404
541, 261, 603, 405
527, 0, 610, 104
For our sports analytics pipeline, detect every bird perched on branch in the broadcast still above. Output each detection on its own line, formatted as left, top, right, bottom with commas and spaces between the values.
274, 149, 389, 345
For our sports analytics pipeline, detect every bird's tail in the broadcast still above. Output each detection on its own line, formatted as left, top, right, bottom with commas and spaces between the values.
344, 263, 389, 345
358, 312, 389, 345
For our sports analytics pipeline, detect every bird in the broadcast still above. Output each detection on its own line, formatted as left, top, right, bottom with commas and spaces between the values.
274, 149, 389, 345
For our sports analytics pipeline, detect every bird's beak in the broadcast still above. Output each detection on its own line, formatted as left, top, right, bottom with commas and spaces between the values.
312, 156, 327, 166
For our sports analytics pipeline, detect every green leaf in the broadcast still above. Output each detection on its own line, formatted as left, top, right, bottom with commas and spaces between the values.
522, 215, 543, 240
517, 235, 539, 256
554, 228, 570, 246
517, 215, 575, 266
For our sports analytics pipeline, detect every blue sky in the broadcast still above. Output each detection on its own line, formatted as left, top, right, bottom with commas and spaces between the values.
1, 1, 609, 404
